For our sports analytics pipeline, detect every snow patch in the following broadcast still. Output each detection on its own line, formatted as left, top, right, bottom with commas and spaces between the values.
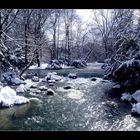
29, 63, 48, 70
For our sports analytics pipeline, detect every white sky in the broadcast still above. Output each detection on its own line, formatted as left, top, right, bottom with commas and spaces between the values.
76, 9, 93, 24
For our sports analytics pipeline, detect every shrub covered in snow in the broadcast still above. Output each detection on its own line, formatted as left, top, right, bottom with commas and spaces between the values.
47, 60, 62, 70
104, 38, 140, 93
105, 57, 140, 92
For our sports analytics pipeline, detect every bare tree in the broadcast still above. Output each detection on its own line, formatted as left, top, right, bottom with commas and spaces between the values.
92, 10, 119, 58
63, 9, 78, 65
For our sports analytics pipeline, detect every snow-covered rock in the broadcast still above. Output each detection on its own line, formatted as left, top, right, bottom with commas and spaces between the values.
16, 84, 27, 93
131, 103, 140, 115
91, 77, 97, 81
48, 83, 54, 86
43, 73, 62, 82
11, 78, 25, 85
0, 86, 29, 108
121, 93, 132, 102
48, 79, 56, 83
30, 84, 37, 88
63, 86, 73, 89
46, 88, 55, 96
14, 96, 29, 105
68, 73, 77, 79
132, 90, 140, 102
39, 86, 48, 91
52, 72, 57, 75
32, 89, 41, 94
32, 76, 39, 82
50, 74, 62, 81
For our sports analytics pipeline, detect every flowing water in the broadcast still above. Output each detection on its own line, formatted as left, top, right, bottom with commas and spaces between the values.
0, 63, 140, 131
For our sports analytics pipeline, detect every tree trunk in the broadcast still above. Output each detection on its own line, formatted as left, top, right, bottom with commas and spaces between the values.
24, 23, 28, 64
57, 17, 60, 59
20, 49, 37, 77
67, 30, 71, 65
36, 49, 40, 67
52, 28, 56, 60
0, 11, 2, 81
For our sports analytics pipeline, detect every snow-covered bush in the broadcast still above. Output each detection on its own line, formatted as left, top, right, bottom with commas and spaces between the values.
104, 38, 140, 92
47, 59, 62, 70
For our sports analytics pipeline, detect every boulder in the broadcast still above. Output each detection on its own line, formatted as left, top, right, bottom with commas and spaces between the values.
43, 73, 62, 82
63, 86, 72, 90
39, 86, 48, 91
91, 77, 97, 81
48, 83, 54, 86
16, 84, 27, 93
30, 84, 37, 88
34, 89, 41, 94
47, 79, 56, 83
68, 73, 77, 79
0, 86, 29, 108
32, 76, 39, 82
46, 89, 55, 96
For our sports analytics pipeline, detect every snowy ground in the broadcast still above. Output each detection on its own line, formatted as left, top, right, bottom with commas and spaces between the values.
28, 62, 104, 70
29, 63, 48, 70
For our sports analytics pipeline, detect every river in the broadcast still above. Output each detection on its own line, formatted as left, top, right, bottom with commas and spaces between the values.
0, 63, 139, 130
